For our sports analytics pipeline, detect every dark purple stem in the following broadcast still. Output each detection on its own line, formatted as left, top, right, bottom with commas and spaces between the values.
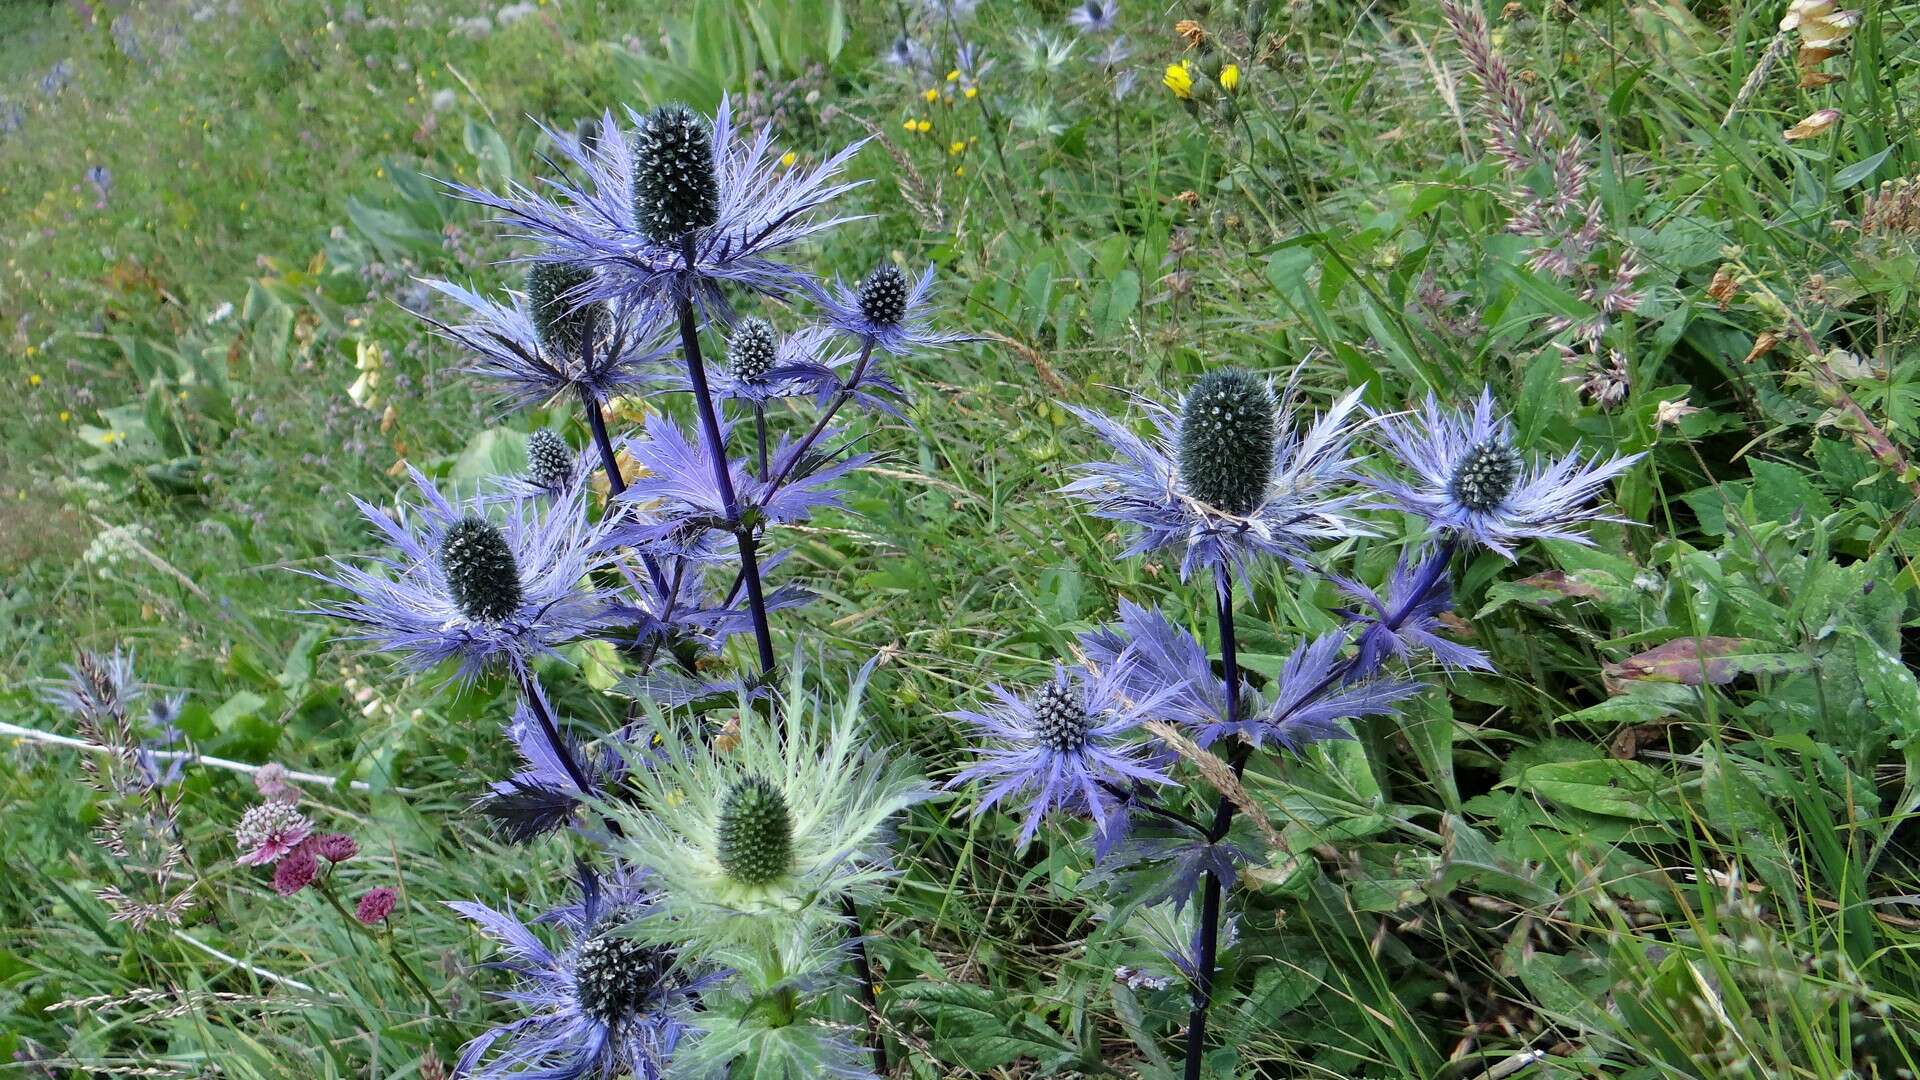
578, 380, 670, 600
1181, 566, 1241, 1080
843, 895, 889, 1075
670, 248, 778, 681
516, 668, 623, 838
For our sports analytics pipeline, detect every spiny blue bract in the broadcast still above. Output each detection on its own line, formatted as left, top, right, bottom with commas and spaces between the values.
573, 929, 675, 1026
1178, 367, 1275, 516
524, 262, 606, 361
1033, 682, 1092, 752
716, 775, 793, 886
439, 517, 523, 624
525, 429, 573, 490
727, 318, 778, 383
632, 104, 720, 244
858, 265, 909, 328
1448, 438, 1522, 512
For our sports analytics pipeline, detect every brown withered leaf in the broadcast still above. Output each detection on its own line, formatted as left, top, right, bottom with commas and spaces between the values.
1706, 265, 1738, 310
1743, 330, 1780, 364
1512, 570, 1606, 601
1602, 637, 1812, 694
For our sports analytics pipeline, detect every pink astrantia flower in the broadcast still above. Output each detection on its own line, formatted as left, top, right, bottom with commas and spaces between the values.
313, 833, 359, 863
272, 846, 319, 896
233, 802, 313, 866
252, 762, 300, 803
356, 887, 398, 925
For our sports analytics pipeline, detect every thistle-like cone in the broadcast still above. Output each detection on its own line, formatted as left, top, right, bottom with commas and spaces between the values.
1033, 682, 1092, 753
573, 930, 673, 1025
525, 262, 607, 362
1449, 439, 1523, 512
632, 104, 720, 244
1177, 367, 1275, 515
525, 429, 572, 489
439, 517, 524, 624
715, 775, 793, 887
727, 317, 778, 383
858, 265, 909, 328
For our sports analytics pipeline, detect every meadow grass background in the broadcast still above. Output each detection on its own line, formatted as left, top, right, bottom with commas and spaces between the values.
3, 0, 1919, 1076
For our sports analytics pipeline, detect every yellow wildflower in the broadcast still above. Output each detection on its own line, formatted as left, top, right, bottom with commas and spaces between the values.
946, 69, 961, 82
27, 373, 41, 387
1219, 64, 1241, 92
1164, 61, 1194, 100
964, 86, 978, 99
59, 410, 71, 423
922, 86, 939, 103
780, 150, 797, 168
949, 140, 966, 155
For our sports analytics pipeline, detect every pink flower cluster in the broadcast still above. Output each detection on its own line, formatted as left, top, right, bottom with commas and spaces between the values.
233, 802, 395, 918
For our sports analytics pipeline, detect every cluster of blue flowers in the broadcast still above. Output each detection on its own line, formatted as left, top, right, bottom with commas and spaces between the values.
946, 368, 1639, 1076
310, 99, 957, 1079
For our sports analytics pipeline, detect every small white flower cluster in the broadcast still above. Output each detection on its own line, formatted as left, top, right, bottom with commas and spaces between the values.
84, 523, 155, 567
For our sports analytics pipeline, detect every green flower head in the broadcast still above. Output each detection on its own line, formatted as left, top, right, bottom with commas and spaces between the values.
609, 663, 935, 958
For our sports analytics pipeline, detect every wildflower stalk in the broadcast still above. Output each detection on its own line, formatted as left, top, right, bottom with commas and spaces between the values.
516, 669, 596, 797
1180, 565, 1243, 1080
670, 273, 779, 682
843, 895, 889, 1075
763, 340, 876, 493
313, 877, 448, 1018
576, 364, 671, 600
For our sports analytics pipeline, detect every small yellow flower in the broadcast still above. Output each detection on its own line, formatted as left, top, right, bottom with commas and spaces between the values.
954, 165, 966, 176
949, 140, 966, 155
1219, 64, 1241, 92
946, 69, 961, 82
915, 119, 933, 133
963, 86, 978, 99
27, 373, 42, 387
922, 86, 939, 103
24, 345, 36, 356
1164, 61, 1194, 100
780, 150, 797, 168
59, 410, 71, 423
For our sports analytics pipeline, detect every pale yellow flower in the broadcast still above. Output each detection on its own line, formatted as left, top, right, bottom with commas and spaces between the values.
1784, 108, 1841, 140
1654, 398, 1701, 429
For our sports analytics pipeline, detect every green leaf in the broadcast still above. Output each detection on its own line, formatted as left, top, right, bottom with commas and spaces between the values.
1514, 759, 1682, 822
1832, 145, 1894, 189
211, 690, 269, 733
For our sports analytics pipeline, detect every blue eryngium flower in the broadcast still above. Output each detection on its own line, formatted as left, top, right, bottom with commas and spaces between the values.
666, 322, 861, 407
1063, 374, 1372, 581
306, 468, 613, 679
419, 277, 668, 411
1371, 389, 1642, 558
448, 865, 721, 1080
816, 264, 968, 356
1334, 549, 1491, 675
446, 98, 867, 320
947, 660, 1177, 850
1066, 0, 1119, 33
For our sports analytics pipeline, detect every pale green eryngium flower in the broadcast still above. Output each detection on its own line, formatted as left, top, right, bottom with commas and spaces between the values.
610, 661, 934, 963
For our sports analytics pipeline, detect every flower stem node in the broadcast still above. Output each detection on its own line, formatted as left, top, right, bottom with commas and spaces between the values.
525, 429, 573, 490
717, 776, 795, 887
727, 318, 779, 383
1448, 438, 1523, 512
857, 266, 909, 329
439, 516, 524, 624
524, 262, 608, 361
1178, 367, 1276, 515
573, 931, 676, 1026
633, 103, 721, 243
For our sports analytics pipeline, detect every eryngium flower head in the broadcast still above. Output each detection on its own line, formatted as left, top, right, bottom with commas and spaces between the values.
816, 263, 967, 355
1371, 389, 1643, 558
715, 776, 794, 887
609, 662, 933, 954
632, 104, 721, 243
305, 468, 614, 679
448, 866, 719, 1080
444, 98, 868, 319
946, 659, 1176, 850
526, 262, 612, 361
1334, 549, 1491, 675
526, 429, 576, 492
1063, 374, 1372, 581
419, 278, 667, 411
233, 802, 313, 866
726, 318, 778, 383
1178, 367, 1275, 515
1067, 0, 1119, 33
